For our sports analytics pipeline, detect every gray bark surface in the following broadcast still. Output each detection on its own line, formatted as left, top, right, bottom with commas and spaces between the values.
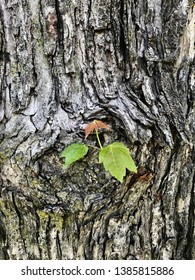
0, 0, 194, 259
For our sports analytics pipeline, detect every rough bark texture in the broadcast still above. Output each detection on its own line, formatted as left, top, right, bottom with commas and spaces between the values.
0, 0, 194, 260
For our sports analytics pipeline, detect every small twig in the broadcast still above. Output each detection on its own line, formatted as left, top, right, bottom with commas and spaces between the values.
87, 144, 100, 150
95, 128, 103, 149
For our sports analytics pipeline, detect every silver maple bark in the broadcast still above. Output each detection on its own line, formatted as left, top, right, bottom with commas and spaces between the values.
0, 0, 194, 259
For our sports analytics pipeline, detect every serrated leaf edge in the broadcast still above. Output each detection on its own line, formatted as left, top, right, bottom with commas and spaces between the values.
61, 143, 88, 168
99, 142, 137, 182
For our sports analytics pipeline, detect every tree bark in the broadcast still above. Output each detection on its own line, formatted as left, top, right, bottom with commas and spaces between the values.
0, 0, 194, 260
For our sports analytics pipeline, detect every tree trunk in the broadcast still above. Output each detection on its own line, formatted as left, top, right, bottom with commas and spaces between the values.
0, 0, 194, 260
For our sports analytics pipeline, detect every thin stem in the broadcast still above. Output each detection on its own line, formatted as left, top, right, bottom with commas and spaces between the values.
87, 144, 100, 150
95, 128, 103, 149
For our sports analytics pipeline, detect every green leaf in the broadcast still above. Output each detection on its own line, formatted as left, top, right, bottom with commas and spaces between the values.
60, 143, 88, 168
99, 142, 137, 182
